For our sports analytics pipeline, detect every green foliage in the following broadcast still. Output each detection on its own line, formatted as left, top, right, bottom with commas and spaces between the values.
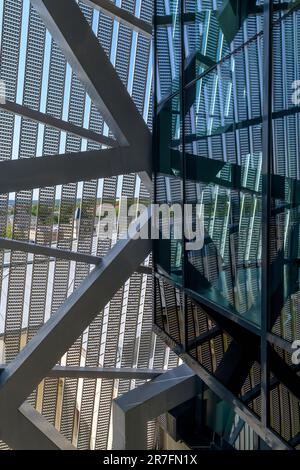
31, 204, 38, 217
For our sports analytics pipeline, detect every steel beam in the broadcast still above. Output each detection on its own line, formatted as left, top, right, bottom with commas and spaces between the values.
268, 348, 300, 402
214, 342, 255, 396
0, 100, 117, 148
30, 0, 152, 191
0, 403, 76, 450
112, 364, 200, 450
0, 237, 101, 265
194, 299, 300, 402
136, 265, 152, 275
228, 418, 245, 447
83, 0, 152, 38
0, 238, 151, 276
0, 211, 152, 414
48, 366, 164, 380
242, 376, 279, 405
261, 0, 273, 430
0, 147, 145, 194
0, 364, 163, 380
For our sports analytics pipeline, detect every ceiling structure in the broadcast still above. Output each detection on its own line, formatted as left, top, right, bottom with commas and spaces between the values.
153, 0, 300, 450
0, 0, 179, 450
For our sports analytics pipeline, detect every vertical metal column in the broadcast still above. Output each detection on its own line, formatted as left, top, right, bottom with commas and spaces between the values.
153, 0, 158, 330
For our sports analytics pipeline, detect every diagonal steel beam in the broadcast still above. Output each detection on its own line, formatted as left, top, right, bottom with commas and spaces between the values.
0, 100, 117, 148
30, 0, 152, 191
0, 402, 75, 450
0, 211, 152, 413
83, 0, 152, 38
187, 326, 221, 350
0, 147, 145, 194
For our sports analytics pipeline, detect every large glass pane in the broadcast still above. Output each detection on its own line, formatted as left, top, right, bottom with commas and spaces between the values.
183, 0, 265, 85
183, 35, 264, 327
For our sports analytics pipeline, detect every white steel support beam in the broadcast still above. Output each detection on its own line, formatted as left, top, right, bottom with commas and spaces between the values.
0, 238, 151, 275
30, 0, 152, 192
47, 366, 164, 380
83, 0, 152, 38
112, 364, 200, 450
1, 403, 76, 450
0, 147, 144, 194
0, 211, 152, 428
0, 100, 118, 148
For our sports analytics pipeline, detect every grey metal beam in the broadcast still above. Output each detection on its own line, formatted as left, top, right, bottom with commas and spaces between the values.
0, 147, 145, 194
0, 100, 118, 148
183, 353, 291, 450
0, 237, 101, 265
228, 418, 245, 447
242, 376, 279, 405
48, 366, 164, 380
112, 364, 200, 450
0, 238, 151, 275
83, 0, 152, 38
30, 0, 152, 192
215, 342, 254, 396
185, 353, 291, 450
0, 402, 75, 450
290, 431, 300, 448
0, 211, 152, 413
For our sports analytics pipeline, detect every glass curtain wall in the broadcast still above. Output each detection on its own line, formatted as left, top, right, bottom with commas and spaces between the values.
154, 0, 300, 449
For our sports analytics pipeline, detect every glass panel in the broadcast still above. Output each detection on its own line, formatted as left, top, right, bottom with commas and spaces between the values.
156, 0, 182, 96
203, 388, 260, 449
183, 0, 265, 84
156, 94, 182, 176
268, 2, 300, 447
183, 36, 263, 327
